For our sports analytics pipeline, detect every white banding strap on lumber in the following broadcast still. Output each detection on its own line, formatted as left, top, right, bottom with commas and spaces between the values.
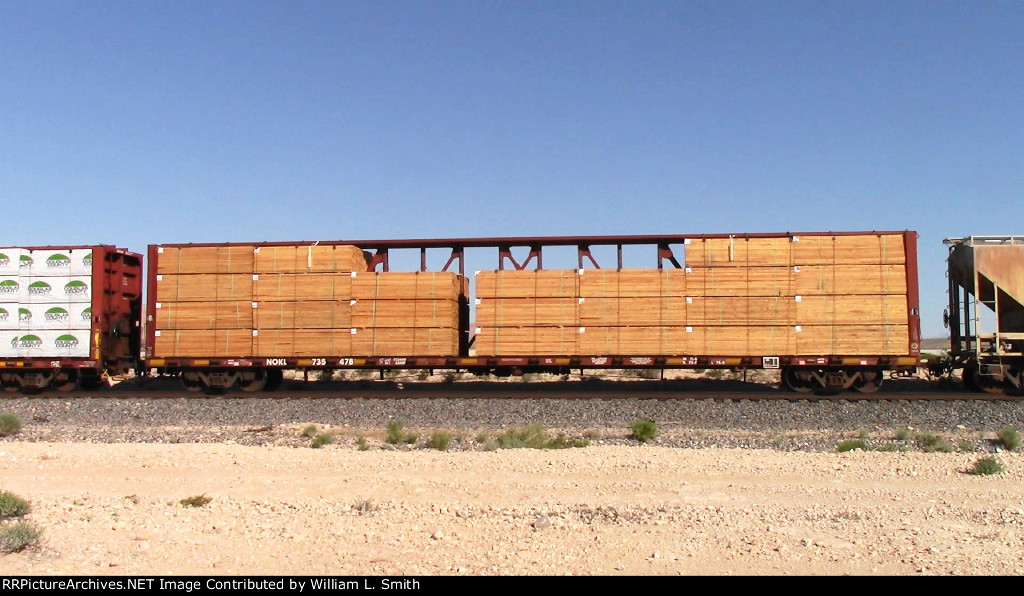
308, 241, 319, 269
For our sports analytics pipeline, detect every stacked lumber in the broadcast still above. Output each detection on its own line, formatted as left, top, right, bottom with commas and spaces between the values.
153, 244, 466, 357
475, 271, 579, 354
683, 233, 910, 355
474, 269, 694, 355
473, 233, 911, 357
349, 272, 464, 356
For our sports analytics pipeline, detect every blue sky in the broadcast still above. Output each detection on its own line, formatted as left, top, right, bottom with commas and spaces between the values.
2, 1, 1021, 338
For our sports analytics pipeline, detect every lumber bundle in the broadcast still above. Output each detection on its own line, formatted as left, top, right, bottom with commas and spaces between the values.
685, 234, 907, 268
152, 244, 466, 357
152, 329, 254, 358
474, 233, 911, 356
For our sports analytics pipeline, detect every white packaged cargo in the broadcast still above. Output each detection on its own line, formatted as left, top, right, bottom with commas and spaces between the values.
3, 329, 90, 358
0, 330, 17, 357
26, 248, 94, 277
11, 303, 93, 330
0, 249, 23, 276
19, 276, 92, 304
0, 303, 16, 330
0, 277, 19, 299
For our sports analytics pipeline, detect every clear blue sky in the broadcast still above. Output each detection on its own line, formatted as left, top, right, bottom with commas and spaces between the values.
2, 1, 1021, 338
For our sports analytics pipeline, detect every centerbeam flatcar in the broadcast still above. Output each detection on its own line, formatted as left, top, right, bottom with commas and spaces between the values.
142, 231, 922, 394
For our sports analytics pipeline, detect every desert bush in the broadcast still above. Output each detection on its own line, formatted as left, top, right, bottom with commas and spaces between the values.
957, 440, 976, 452
972, 457, 1005, 476
180, 495, 212, 508
427, 431, 452, 451
630, 419, 659, 443
998, 427, 1020, 451
917, 433, 954, 453
837, 439, 867, 452
894, 427, 913, 441
311, 433, 334, 449
0, 521, 40, 554
0, 413, 22, 437
488, 424, 588, 450
356, 436, 369, 451
353, 499, 378, 514
386, 421, 406, 445
0, 491, 30, 520
301, 424, 319, 438
546, 435, 590, 449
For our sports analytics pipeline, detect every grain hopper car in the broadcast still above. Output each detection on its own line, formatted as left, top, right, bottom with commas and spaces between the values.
944, 236, 1024, 393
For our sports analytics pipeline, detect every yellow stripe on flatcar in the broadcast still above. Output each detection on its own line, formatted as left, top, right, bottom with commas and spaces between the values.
148, 359, 165, 366
897, 357, 919, 366
191, 359, 209, 366
842, 358, 869, 366
458, 358, 482, 366
297, 359, 313, 366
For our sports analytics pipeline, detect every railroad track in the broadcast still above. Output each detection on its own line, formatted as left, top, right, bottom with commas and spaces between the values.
3, 376, 1014, 401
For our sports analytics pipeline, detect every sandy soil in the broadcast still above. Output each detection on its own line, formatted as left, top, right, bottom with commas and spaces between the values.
1, 440, 1023, 576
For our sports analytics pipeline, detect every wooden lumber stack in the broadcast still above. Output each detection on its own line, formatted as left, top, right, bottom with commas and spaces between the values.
473, 233, 911, 356
349, 273, 464, 356
684, 233, 909, 355
153, 244, 465, 357
475, 271, 579, 355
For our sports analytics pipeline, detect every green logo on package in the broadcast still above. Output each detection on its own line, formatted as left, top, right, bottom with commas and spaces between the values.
83, 252, 93, 268
55, 334, 79, 349
64, 280, 88, 296
46, 253, 71, 269
0, 280, 17, 294
82, 307, 92, 322
45, 307, 69, 322
0, 253, 8, 267
18, 308, 31, 322
0, 307, 7, 321
12, 334, 42, 349
28, 281, 52, 295
19, 255, 32, 268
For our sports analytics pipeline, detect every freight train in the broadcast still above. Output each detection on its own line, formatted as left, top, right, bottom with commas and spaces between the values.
1, 231, 1020, 395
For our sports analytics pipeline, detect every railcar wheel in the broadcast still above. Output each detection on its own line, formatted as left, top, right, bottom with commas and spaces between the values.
964, 367, 1006, 394
2, 374, 19, 393
79, 375, 105, 391
239, 368, 268, 392
264, 368, 284, 391
852, 369, 884, 394
181, 372, 205, 393
54, 370, 80, 392
782, 367, 815, 393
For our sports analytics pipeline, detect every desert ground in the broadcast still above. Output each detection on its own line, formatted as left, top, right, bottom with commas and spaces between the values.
2, 436, 1023, 576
